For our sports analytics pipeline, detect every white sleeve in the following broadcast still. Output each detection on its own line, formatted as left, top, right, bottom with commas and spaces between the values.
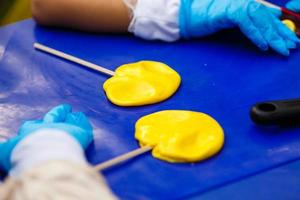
127, 0, 181, 42
10, 129, 87, 177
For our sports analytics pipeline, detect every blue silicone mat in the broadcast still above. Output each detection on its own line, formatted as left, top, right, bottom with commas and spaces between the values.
1, 2, 300, 198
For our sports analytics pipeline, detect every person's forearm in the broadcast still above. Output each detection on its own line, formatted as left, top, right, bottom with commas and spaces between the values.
31, 0, 130, 32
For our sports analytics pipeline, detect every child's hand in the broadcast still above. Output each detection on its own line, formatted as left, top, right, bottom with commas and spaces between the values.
179, 0, 299, 56
0, 104, 93, 172
287, 0, 300, 12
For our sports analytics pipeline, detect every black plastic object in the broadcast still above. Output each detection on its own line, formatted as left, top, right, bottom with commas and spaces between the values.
250, 98, 300, 125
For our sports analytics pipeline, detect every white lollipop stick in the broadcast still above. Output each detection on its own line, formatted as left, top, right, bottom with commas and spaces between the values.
34, 43, 115, 76
256, 0, 281, 10
94, 146, 153, 171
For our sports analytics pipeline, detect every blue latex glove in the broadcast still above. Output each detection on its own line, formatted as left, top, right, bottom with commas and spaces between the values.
0, 104, 93, 172
179, 0, 300, 56
287, 0, 300, 12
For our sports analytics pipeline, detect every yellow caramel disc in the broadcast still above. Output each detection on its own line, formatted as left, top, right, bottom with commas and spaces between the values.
103, 61, 181, 106
135, 110, 224, 163
282, 19, 296, 32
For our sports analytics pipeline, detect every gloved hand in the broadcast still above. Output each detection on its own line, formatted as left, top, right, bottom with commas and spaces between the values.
0, 104, 93, 172
286, 0, 300, 12
179, 0, 299, 56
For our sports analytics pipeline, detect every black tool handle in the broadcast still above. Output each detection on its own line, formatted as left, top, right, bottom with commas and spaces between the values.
250, 98, 300, 125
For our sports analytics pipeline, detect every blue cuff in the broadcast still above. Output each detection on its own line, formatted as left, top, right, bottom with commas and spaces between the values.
179, 0, 192, 38
0, 136, 21, 172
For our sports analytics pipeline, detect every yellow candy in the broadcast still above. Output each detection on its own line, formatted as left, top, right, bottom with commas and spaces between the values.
282, 19, 296, 32
103, 61, 181, 107
135, 110, 224, 163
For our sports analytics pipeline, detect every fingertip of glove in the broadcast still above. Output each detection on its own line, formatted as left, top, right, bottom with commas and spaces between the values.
67, 112, 86, 122
273, 45, 290, 56
43, 104, 73, 123
66, 112, 93, 130
293, 37, 300, 43
259, 44, 269, 51
59, 104, 72, 113
284, 28, 300, 42
281, 49, 290, 56
51, 104, 73, 116
278, 44, 290, 56
286, 40, 297, 49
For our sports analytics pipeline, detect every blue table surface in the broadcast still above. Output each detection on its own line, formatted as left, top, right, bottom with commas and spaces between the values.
1, 1, 300, 199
